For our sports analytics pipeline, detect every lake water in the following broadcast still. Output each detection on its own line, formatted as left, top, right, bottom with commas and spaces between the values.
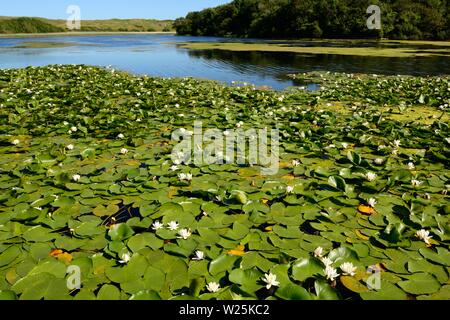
0, 34, 449, 90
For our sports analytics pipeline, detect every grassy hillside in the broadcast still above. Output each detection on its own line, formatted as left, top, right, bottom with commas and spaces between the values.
0, 17, 64, 34
46, 18, 173, 32
0, 17, 173, 34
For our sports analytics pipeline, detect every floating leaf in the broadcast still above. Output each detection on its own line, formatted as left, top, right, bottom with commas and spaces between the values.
314, 279, 340, 300
209, 254, 239, 276
108, 223, 134, 241
97, 284, 121, 300
227, 244, 246, 256
292, 257, 324, 281
276, 283, 312, 300
358, 205, 376, 216
398, 273, 441, 295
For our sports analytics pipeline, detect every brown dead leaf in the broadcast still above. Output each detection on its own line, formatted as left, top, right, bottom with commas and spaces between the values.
57, 252, 73, 264
228, 245, 246, 256
49, 249, 63, 257
358, 204, 376, 215
50, 249, 73, 264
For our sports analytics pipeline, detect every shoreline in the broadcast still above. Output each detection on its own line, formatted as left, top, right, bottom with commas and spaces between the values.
1, 32, 449, 46
0, 31, 176, 38
178, 40, 450, 58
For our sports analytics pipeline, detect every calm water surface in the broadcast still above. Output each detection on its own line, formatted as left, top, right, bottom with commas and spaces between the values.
0, 34, 449, 90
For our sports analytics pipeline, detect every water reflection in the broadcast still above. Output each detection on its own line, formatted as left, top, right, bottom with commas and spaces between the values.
187, 49, 450, 79
0, 34, 449, 90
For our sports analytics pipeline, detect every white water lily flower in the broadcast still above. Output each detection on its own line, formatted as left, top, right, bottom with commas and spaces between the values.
411, 179, 423, 187
170, 165, 179, 172
324, 265, 340, 281
416, 229, 433, 245
117, 133, 125, 139
314, 247, 324, 258
178, 173, 193, 181
192, 250, 205, 261
151, 221, 164, 231
63, 121, 69, 126
292, 160, 301, 167
178, 228, 192, 240
70, 126, 77, 132
365, 172, 377, 182
262, 273, 280, 290
341, 143, 349, 149
206, 282, 220, 293
118, 252, 131, 264
374, 158, 384, 165
321, 257, 333, 267
72, 174, 81, 182
407, 162, 415, 170
167, 221, 179, 231
120, 148, 129, 155
378, 144, 387, 150
286, 186, 294, 194
340, 262, 357, 276
12, 139, 20, 145
393, 140, 401, 148
66, 144, 74, 150
368, 198, 377, 208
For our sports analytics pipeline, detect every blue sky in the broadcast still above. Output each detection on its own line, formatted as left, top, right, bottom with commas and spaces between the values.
0, 0, 231, 20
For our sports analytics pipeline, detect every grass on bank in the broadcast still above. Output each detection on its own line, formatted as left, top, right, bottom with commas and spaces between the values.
0, 17, 174, 34
11, 41, 96, 49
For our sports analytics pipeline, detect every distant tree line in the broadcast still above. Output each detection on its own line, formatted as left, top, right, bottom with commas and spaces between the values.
174, 0, 449, 40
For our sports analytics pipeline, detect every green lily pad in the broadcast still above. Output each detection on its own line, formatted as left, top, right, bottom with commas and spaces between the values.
398, 273, 441, 295
291, 257, 324, 281
108, 223, 135, 241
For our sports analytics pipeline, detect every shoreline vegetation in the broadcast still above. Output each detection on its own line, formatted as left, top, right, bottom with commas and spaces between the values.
0, 65, 448, 300
178, 40, 450, 58
0, 17, 174, 34
0, 31, 176, 38
174, 0, 450, 41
